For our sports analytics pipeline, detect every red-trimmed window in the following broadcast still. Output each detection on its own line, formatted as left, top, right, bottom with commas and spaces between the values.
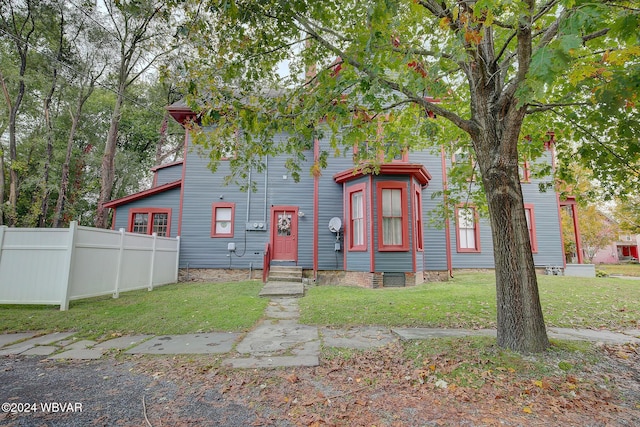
524, 204, 538, 253
452, 147, 477, 181
129, 208, 171, 237
413, 183, 424, 251
519, 160, 531, 183
353, 142, 408, 163
377, 181, 409, 251
211, 202, 235, 237
347, 183, 367, 251
456, 205, 480, 252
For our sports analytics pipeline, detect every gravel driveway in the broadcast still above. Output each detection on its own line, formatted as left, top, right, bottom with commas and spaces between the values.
0, 355, 270, 427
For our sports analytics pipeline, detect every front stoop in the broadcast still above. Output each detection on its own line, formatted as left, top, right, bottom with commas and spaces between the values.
259, 266, 304, 297
259, 281, 304, 297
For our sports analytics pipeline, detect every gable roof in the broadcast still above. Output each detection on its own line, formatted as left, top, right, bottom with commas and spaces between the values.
103, 180, 182, 209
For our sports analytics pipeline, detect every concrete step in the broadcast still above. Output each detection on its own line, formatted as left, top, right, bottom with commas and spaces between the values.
259, 281, 305, 298
268, 266, 303, 283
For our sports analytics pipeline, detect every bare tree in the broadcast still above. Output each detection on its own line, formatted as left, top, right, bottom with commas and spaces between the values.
94, 0, 173, 228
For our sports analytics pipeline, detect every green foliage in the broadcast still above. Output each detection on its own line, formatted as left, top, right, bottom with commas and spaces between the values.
174, 0, 639, 203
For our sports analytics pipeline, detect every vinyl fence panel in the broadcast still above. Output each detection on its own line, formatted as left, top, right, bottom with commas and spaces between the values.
0, 222, 180, 310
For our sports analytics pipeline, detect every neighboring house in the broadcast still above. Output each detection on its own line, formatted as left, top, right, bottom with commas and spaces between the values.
104, 102, 566, 287
592, 233, 640, 264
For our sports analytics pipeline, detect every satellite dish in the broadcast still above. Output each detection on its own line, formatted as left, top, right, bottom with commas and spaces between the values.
328, 217, 342, 233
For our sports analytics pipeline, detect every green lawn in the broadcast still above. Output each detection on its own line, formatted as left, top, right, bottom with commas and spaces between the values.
2, 273, 638, 340
0, 280, 268, 340
597, 263, 640, 276
300, 272, 640, 330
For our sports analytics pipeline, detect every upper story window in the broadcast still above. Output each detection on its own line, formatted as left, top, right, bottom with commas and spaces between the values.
456, 205, 480, 253
347, 183, 367, 251
524, 204, 538, 253
452, 147, 477, 181
211, 202, 235, 237
377, 181, 409, 251
129, 208, 171, 237
354, 141, 408, 164
519, 160, 531, 183
413, 183, 424, 251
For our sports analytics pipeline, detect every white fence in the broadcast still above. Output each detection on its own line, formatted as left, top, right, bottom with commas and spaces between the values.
0, 221, 180, 310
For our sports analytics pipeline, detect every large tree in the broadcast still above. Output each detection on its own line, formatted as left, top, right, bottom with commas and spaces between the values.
93, 0, 173, 229
0, 0, 36, 226
177, 0, 639, 352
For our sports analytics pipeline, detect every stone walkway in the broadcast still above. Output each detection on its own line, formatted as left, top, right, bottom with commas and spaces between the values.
1, 297, 639, 367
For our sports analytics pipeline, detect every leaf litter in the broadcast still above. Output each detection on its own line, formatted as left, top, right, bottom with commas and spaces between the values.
133, 340, 640, 426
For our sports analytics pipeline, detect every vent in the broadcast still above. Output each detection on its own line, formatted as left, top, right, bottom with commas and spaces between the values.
383, 272, 405, 287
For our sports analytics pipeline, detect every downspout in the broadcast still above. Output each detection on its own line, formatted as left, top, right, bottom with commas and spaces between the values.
247, 165, 251, 223
263, 156, 268, 222
440, 147, 453, 278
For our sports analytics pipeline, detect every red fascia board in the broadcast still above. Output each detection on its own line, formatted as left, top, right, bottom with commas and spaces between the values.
103, 180, 182, 209
166, 105, 197, 125
559, 196, 577, 206
150, 160, 183, 172
334, 164, 432, 186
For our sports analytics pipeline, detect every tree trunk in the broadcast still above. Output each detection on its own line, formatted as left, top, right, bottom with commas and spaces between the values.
53, 110, 80, 228
95, 88, 125, 228
474, 126, 549, 353
38, 73, 58, 227
8, 100, 21, 227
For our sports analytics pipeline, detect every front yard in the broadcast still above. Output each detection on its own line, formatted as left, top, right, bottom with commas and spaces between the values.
1, 272, 638, 339
300, 272, 640, 330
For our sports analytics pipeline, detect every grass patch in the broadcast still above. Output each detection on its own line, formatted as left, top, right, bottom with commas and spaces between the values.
402, 336, 600, 388
597, 263, 640, 277
300, 272, 640, 330
0, 280, 268, 340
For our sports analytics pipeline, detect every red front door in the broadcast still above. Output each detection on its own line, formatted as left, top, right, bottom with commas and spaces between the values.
271, 206, 298, 262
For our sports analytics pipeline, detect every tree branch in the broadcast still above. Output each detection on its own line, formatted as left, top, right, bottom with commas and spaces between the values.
526, 101, 591, 114
291, 12, 474, 135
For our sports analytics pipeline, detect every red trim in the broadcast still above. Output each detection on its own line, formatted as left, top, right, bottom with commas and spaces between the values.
440, 147, 453, 274
556, 193, 567, 268
334, 163, 431, 186
413, 181, 424, 252
376, 181, 410, 252
128, 208, 172, 237
455, 205, 481, 253
103, 180, 181, 209
346, 182, 368, 251
559, 196, 584, 264
524, 204, 538, 253
151, 160, 183, 172
520, 160, 531, 183
167, 105, 197, 125
368, 175, 375, 271
313, 139, 319, 277
178, 129, 188, 236
211, 202, 236, 237
111, 209, 117, 230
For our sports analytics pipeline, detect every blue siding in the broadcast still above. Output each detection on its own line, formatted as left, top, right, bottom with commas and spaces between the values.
154, 163, 183, 186
113, 187, 181, 238
109, 126, 565, 273
410, 149, 449, 271
179, 132, 318, 269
